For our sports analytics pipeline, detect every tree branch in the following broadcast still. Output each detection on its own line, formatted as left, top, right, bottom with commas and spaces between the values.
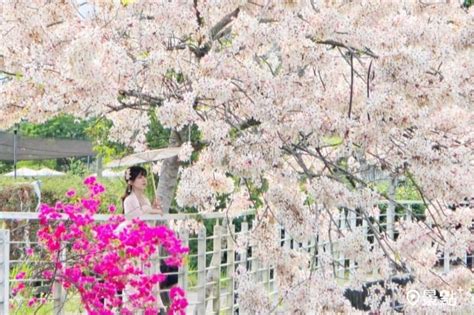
189, 7, 241, 58
311, 38, 379, 59
118, 90, 163, 105
348, 53, 354, 118
210, 7, 240, 41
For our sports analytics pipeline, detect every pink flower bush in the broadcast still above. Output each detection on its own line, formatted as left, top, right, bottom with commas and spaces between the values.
33, 176, 189, 314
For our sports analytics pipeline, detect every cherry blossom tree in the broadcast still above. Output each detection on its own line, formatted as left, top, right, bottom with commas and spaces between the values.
1, 0, 473, 313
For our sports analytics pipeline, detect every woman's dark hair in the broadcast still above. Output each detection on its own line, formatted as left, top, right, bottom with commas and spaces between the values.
121, 165, 147, 208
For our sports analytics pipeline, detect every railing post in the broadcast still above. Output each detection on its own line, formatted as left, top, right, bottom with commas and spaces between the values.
262, 250, 270, 291
262, 220, 276, 294
240, 221, 249, 271
251, 225, 260, 283
250, 253, 259, 284
372, 208, 380, 278
211, 222, 222, 314
313, 218, 322, 269
283, 228, 291, 250
387, 204, 395, 240
362, 210, 369, 278
308, 235, 316, 257
443, 249, 450, 274
195, 226, 207, 315
178, 228, 189, 289
348, 210, 357, 280
226, 223, 235, 314
337, 210, 346, 279
234, 221, 249, 314
387, 179, 397, 240
53, 244, 66, 315
405, 203, 412, 222
0, 230, 10, 315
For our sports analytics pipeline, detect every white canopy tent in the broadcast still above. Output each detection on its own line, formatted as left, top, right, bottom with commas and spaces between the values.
2, 167, 38, 177
36, 168, 66, 177
91, 169, 123, 178
2, 167, 65, 177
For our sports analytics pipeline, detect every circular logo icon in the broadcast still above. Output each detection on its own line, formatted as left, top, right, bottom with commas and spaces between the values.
407, 289, 420, 305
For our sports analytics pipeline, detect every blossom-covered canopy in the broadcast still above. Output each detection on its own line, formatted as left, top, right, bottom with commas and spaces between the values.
1, 1, 473, 313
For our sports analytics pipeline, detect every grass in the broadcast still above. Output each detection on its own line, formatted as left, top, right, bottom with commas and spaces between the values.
10, 295, 84, 315
186, 267, 232, 289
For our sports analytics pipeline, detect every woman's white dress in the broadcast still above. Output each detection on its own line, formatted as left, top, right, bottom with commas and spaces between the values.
121, 192, 165, 311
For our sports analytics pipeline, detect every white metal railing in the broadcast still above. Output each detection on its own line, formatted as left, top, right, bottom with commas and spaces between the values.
0, 230, 9, 315
0, 201, 471, 314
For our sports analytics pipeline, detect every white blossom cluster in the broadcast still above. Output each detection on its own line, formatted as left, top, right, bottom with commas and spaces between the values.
176, 163, 234, 211
177, 141, 194, 162
234, 267, 272, 315
158, 93, 199, 131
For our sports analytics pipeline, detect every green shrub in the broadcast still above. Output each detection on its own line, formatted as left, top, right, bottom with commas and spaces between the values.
0, 176, 126, 214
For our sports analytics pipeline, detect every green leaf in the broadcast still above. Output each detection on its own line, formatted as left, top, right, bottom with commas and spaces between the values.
322, 135, 343, 146
137, 51, 150, 60
121, 0, 136, 6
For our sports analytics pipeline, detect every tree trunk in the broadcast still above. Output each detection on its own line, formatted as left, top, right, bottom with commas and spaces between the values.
156, 129, 185, 213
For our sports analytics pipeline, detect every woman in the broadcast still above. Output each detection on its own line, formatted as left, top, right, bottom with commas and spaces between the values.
122, 165, 162, 218
121, 166, 166, 314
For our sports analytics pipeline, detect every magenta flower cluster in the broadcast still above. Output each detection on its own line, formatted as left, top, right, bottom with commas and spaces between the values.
27, 176, 188, 314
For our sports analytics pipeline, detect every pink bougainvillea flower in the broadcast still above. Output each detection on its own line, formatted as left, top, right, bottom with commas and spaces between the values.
33, 176, 189, 314
12, 283, 25, 296
27, 297, 37, 307
66, 189, 76, 198
42, 270, 54, 280
83, 176, 97, 186
15, 272, 26, 280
